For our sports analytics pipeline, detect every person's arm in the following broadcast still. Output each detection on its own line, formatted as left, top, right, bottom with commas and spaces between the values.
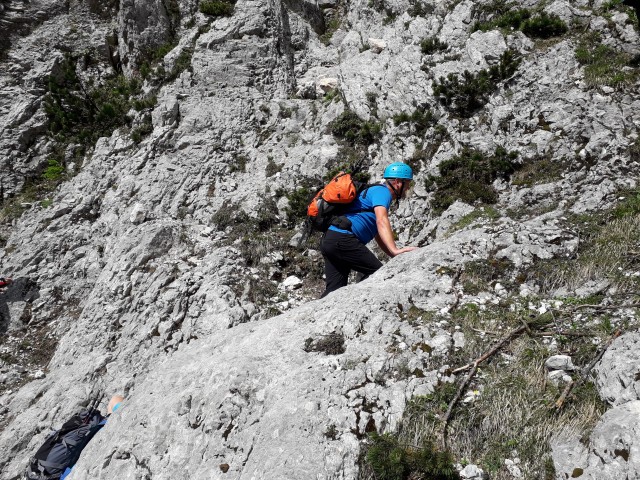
374, 206, 418, 257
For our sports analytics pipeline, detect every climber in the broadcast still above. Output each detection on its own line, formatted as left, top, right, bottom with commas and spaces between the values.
0, 277, 12, 291
319, 162, 418, 298
26, 394, 124, 480
58, 395, 124, 479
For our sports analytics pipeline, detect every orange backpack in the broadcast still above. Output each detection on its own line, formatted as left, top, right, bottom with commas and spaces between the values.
306, 172, 371, 231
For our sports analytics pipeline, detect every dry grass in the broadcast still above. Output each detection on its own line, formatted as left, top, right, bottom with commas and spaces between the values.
398, 337, 606, 479
542, 214, 640, 294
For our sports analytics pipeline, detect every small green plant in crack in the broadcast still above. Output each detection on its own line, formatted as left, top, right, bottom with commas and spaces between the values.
229, 154, 249, 173
324, 424, 339, 440
265, 156, 283, 177
130, 118, 154, 143
303, 333, 346, 355
323, 88, 342, 103
320, 11, 343, 44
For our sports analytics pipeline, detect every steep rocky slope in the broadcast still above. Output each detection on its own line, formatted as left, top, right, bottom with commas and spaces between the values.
0, 0, 639, 478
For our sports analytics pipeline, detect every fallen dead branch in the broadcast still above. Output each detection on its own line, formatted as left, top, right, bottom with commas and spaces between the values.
442, 323, 534, 448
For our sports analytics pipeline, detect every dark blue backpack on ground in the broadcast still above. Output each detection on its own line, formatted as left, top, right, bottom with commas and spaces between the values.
25, 408, 105, 480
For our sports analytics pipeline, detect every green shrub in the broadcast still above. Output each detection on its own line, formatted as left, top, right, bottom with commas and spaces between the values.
426, 146, 518, 213
474, 8, 567, 38
323, 145, 371, 183
521, 12, 568, 38
199, 0, 235, 16
285, 186, 313, 222
408, 1, 435, 17
366, 433, 460, 480
133, 95, 157, 111
44, 55, 140, 146
130, 119, 153, 143
433, 50, 521, 117
393, 108, 435, 137
330, 109, 381, 146
421, 37, 448, 54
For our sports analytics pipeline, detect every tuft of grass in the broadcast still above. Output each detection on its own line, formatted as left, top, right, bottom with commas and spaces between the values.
425, 146, 519, 214
511, 156, 566, 187
460, 256, 515, 295
575, 34, 639, 88
399, 330, 606, 479
524, 197, 640, 295
449, 206, 500, 233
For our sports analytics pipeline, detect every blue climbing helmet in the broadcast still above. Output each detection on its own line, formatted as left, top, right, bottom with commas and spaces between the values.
383, 162, 413, 180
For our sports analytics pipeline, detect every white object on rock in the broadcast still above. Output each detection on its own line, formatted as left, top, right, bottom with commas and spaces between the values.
460, 464, 487, 479
505, 459, 523, 478
282, 276, 303, 289
316, 77, 339, 95
545, 355, 575, 371
453, 331, 465, 349
368, 38, 386, 54
548, 370, 572, 385
129, 203, 147, 224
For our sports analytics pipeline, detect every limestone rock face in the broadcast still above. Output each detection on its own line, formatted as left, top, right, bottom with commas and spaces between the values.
0, 0, 639, 478
595, 333, 640, 406
553, 401, 640, 480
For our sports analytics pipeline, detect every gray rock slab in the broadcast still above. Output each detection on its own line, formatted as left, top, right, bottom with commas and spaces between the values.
594, 333, 640, 406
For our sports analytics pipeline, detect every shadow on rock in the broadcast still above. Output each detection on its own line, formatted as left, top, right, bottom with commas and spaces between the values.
0, 278, 40, 334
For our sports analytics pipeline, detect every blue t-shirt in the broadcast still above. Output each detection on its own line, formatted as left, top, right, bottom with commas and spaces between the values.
328, 184, 392, 244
